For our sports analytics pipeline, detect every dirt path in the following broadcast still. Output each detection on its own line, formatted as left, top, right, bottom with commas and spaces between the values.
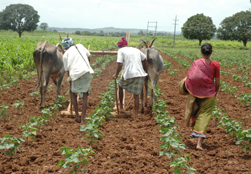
0, 50, 251, 174
158, 51, 251, 174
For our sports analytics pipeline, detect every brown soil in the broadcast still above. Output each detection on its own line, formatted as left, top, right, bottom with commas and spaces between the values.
0, 51, 250, 174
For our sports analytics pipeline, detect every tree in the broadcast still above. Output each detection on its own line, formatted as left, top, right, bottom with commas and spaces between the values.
99, 30, 104, 36
82, 31, 91, 35
138, 30, 144, 36
181, 14, 216, 46
217, 11, 251, 47
40, 23, 48, 30
0, 4, 39, 37
75, 31, 81, 35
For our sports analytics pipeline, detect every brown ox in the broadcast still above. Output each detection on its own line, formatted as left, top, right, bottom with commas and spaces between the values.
33, 41, 65, 107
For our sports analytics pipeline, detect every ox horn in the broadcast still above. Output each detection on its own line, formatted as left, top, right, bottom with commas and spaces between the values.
141, 40, 148, 48
67, 33, 69, 38
59, 33, 62, 41
149, 37, 157, 48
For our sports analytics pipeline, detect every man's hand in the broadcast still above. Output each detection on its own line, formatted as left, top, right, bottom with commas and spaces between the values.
113, 74, 118, 80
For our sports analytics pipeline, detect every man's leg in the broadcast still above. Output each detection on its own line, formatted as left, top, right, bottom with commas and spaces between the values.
81, 93, 88, 123
134, 94, 139, 120
119, 86, 124, 110
72, 92, 80, 123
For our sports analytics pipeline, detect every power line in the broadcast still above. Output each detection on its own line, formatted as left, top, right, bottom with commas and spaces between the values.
212, 0, 248, 20
146, 21, 157, 37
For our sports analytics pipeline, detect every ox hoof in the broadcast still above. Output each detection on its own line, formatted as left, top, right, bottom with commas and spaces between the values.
141, 109, 144, 113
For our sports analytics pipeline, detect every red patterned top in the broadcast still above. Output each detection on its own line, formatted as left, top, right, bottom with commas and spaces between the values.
209, 61, 220, 78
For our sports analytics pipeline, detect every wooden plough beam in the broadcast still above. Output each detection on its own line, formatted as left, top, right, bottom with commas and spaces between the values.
89, 50, 117, 55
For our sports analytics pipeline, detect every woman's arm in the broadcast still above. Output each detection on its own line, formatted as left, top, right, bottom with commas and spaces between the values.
215, 78, 220, 95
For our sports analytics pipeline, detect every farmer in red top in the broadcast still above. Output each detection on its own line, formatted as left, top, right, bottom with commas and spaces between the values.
185, 43, 220, 151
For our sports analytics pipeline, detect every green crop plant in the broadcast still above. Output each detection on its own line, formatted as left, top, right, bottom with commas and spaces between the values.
11, 100, 24, 114
48, 84, 53, 92
237, 93, 251, 107
29, 116, 48, 131
30, 91, 40, 99
0, 104, 9, 122
170, 155, 196, 174
57, 146, 94, 174
236, 129, 251, 154
93, 68, 102, 77
163, 59, 179, 75
80, 121, 104, 144
56, 95, 67, 108
19, 122, 37, 141
0, 135, 25, 156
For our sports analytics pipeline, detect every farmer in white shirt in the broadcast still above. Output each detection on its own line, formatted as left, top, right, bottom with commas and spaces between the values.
62, 37, 94, 123
113, 36, 147, 120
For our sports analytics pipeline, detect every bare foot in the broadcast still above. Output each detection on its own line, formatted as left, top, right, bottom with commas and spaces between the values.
196, 146, 203, 151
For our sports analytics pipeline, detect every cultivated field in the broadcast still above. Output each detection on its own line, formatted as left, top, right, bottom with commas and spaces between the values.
0, 31, 250, 173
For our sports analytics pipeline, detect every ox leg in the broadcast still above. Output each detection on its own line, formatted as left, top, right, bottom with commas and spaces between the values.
150, 78, 156, 108
56, 74, 64, 97
41, 70, 52, 108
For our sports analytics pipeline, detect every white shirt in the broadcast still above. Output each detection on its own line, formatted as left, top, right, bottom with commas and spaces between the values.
63, 44, 94, 81
117, 47, 147, 80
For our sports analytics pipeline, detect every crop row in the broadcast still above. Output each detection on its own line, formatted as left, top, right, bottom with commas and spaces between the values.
169, 49, 250, 73
160, 49, 191, 69
153, 85, 195, 174
212, 102, 251, 153
58, 80, 116, 173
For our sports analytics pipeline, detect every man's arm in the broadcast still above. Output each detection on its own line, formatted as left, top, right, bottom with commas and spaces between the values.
113, 63, 123, 79
142, 59, 147, 72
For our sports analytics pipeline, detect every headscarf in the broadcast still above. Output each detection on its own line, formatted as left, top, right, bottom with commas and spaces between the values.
62, 37, 73, 49
117, 36, 128, 48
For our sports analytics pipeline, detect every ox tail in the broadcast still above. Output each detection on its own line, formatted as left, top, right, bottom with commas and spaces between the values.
35, 41, 48, 91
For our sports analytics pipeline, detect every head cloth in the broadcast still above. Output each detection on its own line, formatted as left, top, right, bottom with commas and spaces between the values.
117, 36, 128, 48
62, 37, 73, 49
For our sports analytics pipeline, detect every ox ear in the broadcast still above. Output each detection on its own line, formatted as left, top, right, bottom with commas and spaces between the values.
59, 33, 62, 41
56, 43, 65, 54
149, 37, 157, 48
141, 40, 148, 48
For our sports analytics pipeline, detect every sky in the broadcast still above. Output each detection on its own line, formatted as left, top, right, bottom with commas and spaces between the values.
0, 0, 250, 32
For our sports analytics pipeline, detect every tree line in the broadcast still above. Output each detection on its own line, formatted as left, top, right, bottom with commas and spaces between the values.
0, 4, 250, 47
182, 12, 251, 46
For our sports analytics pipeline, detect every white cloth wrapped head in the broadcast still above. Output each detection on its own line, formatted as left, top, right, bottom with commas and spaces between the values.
62, 37, 73, 49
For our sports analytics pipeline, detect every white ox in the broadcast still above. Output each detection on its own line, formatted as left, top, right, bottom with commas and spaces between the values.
140, 38, 163, 113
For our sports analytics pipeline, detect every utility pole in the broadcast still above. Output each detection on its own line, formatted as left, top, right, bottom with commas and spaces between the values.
146, 21, 158, 37
146, 21, 149, 37
173, 15, 179, 46
250, 0, 251, 11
